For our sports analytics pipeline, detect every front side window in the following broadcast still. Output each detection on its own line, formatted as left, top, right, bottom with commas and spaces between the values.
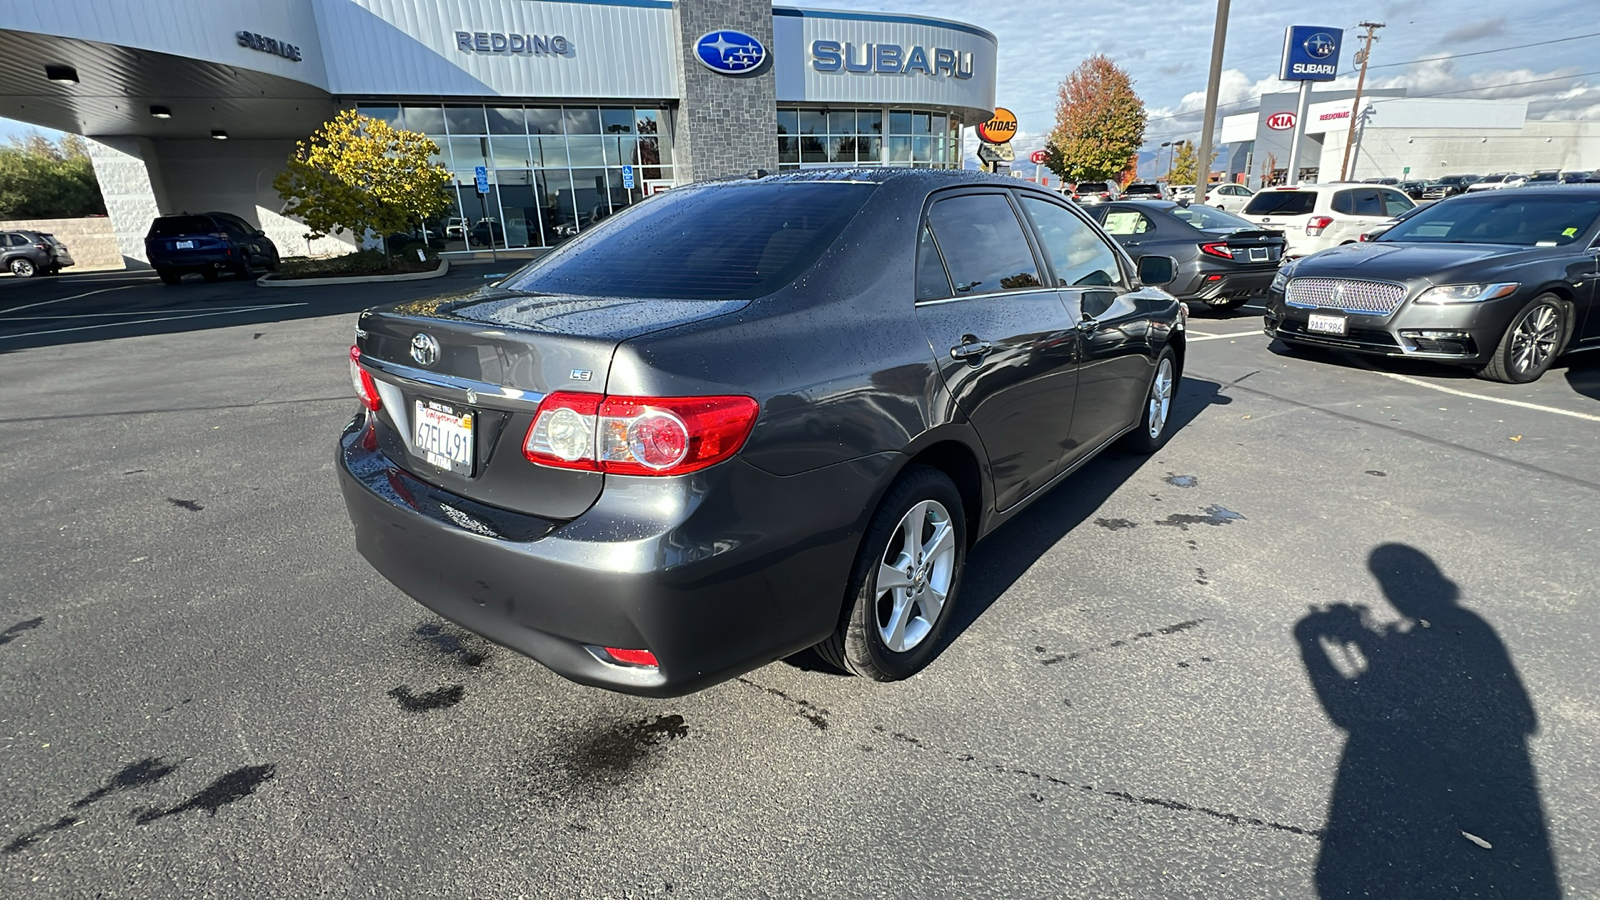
1350, 189, 1386, 216
1380, 190, 1414, 216
924, 193, 1042, 295
1021, 197, 1122, 288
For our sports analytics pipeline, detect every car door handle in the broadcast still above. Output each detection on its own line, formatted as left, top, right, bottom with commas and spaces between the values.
950, 336, 992, 363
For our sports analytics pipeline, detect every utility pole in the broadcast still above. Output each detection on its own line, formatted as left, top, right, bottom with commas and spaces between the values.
1193, 0, 1231, 207
1340, 21, 1383, 181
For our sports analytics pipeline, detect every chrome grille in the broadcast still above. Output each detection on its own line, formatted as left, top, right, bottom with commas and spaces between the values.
1285, 278, 1407, 315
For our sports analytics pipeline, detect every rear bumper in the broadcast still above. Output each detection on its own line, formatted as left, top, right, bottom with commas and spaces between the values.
146, 249, 236, 269
1179, 267, 1276, 301
337, 415, 892, 696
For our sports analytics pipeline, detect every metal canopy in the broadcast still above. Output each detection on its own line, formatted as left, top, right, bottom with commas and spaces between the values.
0, 30, 336, 139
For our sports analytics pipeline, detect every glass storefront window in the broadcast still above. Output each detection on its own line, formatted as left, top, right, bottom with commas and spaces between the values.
447, 136, 487, 169
778, 137, 798, 164
357, 105, 403, 129
486, 107, 526, 135
566, 135, 605, 167
444, 105, 487, 135
799, 110, 824, 135
801, 136, 826, 163
889, 111, 912, 135
490, 136, 532, 169
912, 135, 932, 162
858, 136, 882, 162
912, 113, 932, 135
404, 104, 446, 134
776, 109, 798, 137
536, 136, 569, 168
563, 107, 601, 135
527, 108, 563, 135
605, 136, 639, 166
600, 108, 634, 134
858, 110, 883, 135
827, 110, 855, 135
887, 137, 912, 163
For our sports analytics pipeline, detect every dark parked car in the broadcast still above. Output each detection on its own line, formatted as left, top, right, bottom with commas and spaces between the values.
1070, 181, 1120, 205
145, 212, 279, 284
1, 229, 73, 277
339, 170, 1187, 696
1265, 185, 1600, 383
1421, 175, 1481, 200
1399, 180, 1431, 200
1120, 182, 1169, 200
1088, 200, 1286, 311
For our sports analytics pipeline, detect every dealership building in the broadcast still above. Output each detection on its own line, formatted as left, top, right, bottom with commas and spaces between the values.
0, 0, 997, 263
1220, 90, 1600, 188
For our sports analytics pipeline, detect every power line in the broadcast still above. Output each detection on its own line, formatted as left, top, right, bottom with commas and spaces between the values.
1366, 31, 1600, 71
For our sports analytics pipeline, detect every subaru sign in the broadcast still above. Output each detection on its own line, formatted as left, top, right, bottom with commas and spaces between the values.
694, 30, 767, 76
1279, 25, 1343, 81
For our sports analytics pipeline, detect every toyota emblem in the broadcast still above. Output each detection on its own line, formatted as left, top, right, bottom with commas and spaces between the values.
410, 332, 440, 367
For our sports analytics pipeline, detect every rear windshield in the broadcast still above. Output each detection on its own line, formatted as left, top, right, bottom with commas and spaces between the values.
1435, 176, 1467, 186
1075, 182, 1111, 192
1242, 191, 1317, 216
1528, 173, 1559, 182
1170, 204, 1253, 230
148, 216, 216, 238
1379, 194, 1600, 246
1122, 184, 1161, 194
502, 183, 874, 301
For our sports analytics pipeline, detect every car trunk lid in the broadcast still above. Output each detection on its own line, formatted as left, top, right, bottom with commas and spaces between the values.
1202, 227, 1287, 265
355, 288, 748, 520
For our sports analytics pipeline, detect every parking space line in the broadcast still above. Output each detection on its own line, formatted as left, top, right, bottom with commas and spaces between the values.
1186, 330, 1264, 342
1368, 369, 1600, 424
0, 304, 300, 321
0, 304, 307, 340
0, 284, 146, 316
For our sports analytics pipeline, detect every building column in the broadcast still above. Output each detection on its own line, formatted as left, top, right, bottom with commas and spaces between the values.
84, 136, 170, 268
672, 0, 778, 183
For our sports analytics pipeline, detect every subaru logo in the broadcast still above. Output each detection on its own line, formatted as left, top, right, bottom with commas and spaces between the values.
695, 30, 766, 75
1303, 32, 1336, 59
410, 332, 440, 367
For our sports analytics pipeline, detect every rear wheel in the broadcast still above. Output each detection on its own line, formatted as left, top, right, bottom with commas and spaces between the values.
9, 257, 37, 278
816, 465, 966, 681
1120, 347, 1180, 453
157, 268, 182, 285
1478, 294, 1566, 384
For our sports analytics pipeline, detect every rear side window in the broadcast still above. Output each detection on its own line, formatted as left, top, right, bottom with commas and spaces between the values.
1100, 210, 1153, 235
148, 216, 217, 238
1020, 197, 1122, 288
915, 223, 952, 302
1380, 190, 1413, 216
1243, 191, 1317, 216
1331, 191, 1355, 215
924, 193, 1042, 295
504, 183, 874, 300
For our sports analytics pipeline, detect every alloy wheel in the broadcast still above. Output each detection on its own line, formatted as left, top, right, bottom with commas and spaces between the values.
10, 258, 35, 277
1147, 356, 1175, 439
874, 499, 956, 653
1509, 304, 1559, 377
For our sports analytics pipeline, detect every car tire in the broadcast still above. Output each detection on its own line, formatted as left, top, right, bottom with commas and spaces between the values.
1120, 346, 1181, 454
9, 257, 37, 278
816, 464, 966, 681
1477, 294, 1566, 384
157, 268, 182, 285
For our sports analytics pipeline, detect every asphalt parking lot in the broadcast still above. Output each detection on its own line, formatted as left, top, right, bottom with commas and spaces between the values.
0, 271, 1596, 898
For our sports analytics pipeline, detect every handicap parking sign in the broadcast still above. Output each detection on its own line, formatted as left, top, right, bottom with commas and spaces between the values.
622, 164, 635, 190
474, 166, 489, 195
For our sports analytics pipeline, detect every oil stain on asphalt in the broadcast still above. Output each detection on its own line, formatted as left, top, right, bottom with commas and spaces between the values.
1165, 474, 1199, 488
528, 715, 689, 799
134, 764, 277, 824
0, 616, 43, 646
165, 498, 204, 512
1156, 505, 1246, 530
1035, 619, 1207, 665
5, 757, 182, 853
736, 677, 831, 730
411, 621, 493, 668
1094, 517, 1139, 531
389, 684, 465, 712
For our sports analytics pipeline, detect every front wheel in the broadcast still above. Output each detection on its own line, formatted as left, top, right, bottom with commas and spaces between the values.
1478, 295, 1566, 384
1120, 347, 1180, 454
9, 257, 37, 277
816, 465, 966, 681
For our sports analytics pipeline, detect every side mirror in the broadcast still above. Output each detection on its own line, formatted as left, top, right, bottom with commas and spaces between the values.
1137, 255, 1177, 287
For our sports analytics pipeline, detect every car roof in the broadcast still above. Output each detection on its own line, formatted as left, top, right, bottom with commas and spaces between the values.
1449, 183, 1600, 198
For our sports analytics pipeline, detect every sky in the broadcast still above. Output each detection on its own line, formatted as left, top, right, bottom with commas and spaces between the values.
4, 0, 1597, 168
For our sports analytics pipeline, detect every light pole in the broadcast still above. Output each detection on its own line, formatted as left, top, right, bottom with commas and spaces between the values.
1340, 21, 1384, 181
1193, 0, 1231, 207
1160, 142, 1173, 180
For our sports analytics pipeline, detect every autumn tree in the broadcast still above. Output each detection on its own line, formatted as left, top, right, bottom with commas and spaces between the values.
274, 110, 451, 265
1047, 55, 1147, 185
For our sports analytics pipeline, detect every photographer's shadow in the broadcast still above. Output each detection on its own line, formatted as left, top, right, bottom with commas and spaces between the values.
1294, 545, 1560, 899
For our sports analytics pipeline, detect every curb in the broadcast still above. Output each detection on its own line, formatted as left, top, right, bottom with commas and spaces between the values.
256, 257, 450, 288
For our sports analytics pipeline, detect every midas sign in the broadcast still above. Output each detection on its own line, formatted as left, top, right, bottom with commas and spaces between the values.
977, 108, 1017, 144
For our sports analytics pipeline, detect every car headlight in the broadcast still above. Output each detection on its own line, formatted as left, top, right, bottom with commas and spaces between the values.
1413, 283, 1520, 304
1270, 262, 1296, 293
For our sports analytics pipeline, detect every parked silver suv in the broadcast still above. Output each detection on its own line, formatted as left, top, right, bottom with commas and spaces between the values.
1, 229, 74, 277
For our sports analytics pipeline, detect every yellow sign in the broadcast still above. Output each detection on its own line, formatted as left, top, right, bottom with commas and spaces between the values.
976, 108, 1018, 145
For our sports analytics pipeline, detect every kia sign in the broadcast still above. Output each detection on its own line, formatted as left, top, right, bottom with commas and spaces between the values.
1265, 112, 1297, 131
1279, 25, 1342, 81
976, 108, 1017, 144
1029, 149, 1047, 165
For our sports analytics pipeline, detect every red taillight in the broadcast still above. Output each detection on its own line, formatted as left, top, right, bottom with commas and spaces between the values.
523, 392, 758, 476
348, 345, 381, 412
1199, 241, 1234, 259
1099, 192, 1110, 199
603, 647, 658, 667
1305, 216, 1334, 236
1358, 232, 1372, 242
33, 242, 48, 251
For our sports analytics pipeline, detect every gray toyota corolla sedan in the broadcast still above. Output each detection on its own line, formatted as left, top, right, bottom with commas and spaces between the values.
339, 169, 1187, 696
1265, 186, 1600, 383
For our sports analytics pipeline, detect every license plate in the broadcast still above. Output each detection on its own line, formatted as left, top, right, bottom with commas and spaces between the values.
1249, 247, 1269, 262
413, 400, 474, 474
175, 240, 194, 249
1307, 313, 1348, 336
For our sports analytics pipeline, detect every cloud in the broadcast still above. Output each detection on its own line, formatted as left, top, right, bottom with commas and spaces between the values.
1440, 17, 1506, 44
